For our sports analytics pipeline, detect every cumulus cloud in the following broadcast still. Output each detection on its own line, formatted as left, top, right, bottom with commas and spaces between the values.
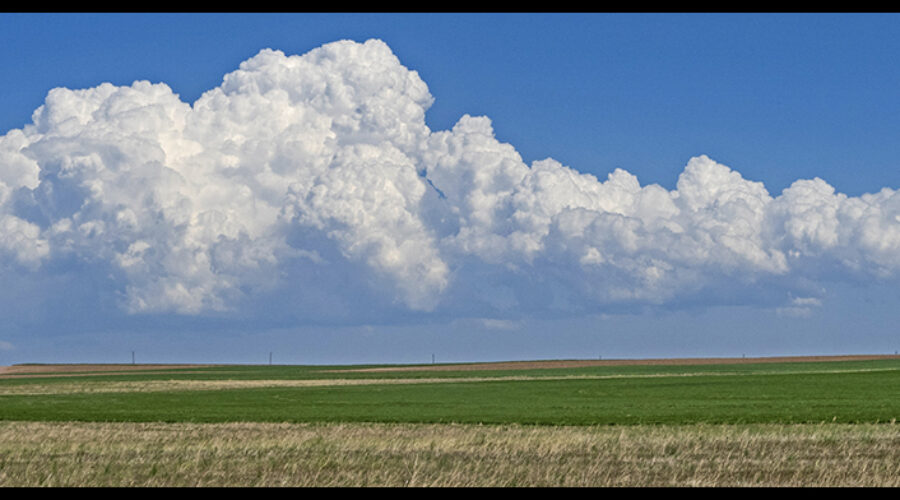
1, 38, 900, 325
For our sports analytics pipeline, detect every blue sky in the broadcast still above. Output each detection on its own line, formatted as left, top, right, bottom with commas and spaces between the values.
1, 13, 899, 365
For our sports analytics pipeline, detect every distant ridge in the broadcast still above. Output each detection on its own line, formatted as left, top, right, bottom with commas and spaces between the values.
2, 354, 899, 377
330, 354, 900, 372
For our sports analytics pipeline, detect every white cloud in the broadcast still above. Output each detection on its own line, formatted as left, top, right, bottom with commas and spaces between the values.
1, 38, 900, 324
790, 296, 823, 308
478, 318, 522, 331
775, 295, 824, 318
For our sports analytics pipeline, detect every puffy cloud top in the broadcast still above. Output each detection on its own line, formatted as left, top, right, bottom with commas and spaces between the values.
2, 39, 899, 322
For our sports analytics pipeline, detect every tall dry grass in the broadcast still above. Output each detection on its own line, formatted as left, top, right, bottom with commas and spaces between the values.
0, 420, 897, 487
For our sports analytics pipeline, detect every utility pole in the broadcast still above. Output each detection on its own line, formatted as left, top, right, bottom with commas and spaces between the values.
432, 353, 435, 365
131, 351, 135, 365
269, 352, 272, 366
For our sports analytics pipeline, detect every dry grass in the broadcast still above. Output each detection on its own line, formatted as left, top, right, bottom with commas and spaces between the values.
0, 364, 214, 377
0, 421, 897, 486
0, 378, 481, 395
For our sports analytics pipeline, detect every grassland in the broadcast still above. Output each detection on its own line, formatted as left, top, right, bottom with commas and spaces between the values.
0, 355, 898, 486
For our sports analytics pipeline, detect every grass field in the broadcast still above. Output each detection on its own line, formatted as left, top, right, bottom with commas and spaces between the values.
1, 355, 898, 486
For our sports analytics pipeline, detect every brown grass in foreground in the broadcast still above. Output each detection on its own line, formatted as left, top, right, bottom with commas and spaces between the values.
0, 421, 897, 487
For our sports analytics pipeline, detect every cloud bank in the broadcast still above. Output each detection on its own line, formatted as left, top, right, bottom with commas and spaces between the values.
2, 39, 900, 324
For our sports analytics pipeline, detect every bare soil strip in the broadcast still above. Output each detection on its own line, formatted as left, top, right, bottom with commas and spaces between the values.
327, 354, 900, 373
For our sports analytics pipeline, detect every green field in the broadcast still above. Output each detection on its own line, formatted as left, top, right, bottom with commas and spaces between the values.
1, 357, 899, 486
2, 358, 899, 425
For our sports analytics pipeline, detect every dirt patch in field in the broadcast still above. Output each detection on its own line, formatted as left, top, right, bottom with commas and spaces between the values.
0, 376, 551, 395
326, 354, 900, 373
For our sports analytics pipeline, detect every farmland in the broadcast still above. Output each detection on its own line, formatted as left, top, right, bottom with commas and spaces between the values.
1, 355, 899, 486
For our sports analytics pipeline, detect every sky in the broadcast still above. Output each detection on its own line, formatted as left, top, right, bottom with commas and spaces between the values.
1, 13, 899, 365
